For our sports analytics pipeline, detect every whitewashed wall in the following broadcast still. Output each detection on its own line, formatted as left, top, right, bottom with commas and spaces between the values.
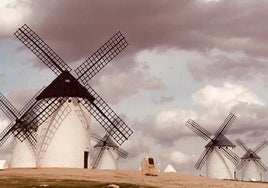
206, 147, 236, 179
241, 160, 262, 181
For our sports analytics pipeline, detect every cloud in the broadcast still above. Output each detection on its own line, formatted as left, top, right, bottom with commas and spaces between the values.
139, 109, 195, 146
138, 82, 268, 146
157, 149, 196, 172
170, 151, 193, 165
122, 138, 149, 159
0, 0, 32, 37
0, 73, 5, 82
187, 49, 268, 82
3, 1, 268, 108
91, 57, 166, 104
5, 88, 44, 110
192, 82, 264, 112
189, 83, 268, 137
153, 96, 175, 105
22, 0, 191, 61
2, 0, 268, 61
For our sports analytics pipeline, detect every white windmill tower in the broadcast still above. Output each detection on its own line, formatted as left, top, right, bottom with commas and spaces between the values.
185, 113, 240, 179
0, 24, 133, 168
91, 134, 128, 169
236, 139, 268, 181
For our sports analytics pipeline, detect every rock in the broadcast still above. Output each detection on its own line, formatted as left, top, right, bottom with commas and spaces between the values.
107, 184, 120, 188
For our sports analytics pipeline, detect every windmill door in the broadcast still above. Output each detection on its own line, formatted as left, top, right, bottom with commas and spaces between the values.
84, 151, 89, 169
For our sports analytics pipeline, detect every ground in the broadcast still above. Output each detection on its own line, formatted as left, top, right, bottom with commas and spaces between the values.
0, 168, 267, 188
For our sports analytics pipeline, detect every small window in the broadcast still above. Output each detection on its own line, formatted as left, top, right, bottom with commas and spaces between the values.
148, 158, 154, 165
65, 79, 70, 83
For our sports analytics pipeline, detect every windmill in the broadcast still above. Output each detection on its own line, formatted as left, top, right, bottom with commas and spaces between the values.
185, 113, 240, 179
90, 133, 128, 169
0, 24, 133, 168
0, 88, 59, 167
236, 139, 268, 181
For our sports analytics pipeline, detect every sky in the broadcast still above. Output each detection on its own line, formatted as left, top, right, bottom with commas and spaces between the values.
1, 0, 268, 178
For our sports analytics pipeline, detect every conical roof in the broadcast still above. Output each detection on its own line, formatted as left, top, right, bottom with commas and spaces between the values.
164, 164, 176, 172
205, 134, 235, 148
36, 71, 94, 101
241, 149, 261, 160
94, 134, 118, 149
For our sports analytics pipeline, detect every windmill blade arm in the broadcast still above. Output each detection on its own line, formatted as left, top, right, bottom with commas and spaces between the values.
91, 132, 103, 142
80, 85, 133, 145
0, 122, 15, 147
75, 31, 128, 83
14, 97, 66, 142
215, 113, 236, 138
25, 130, 38, 148
194, 147, 213, 170
0, 92, 19, 121
255, 159, 268, 172
91, 148, 105, 169
235, 138, 250, 152
253, 139, 268, 154
220, 147, 240, 167
237, 159, 249, 170
185, 119, 212, 141
116, 147, 128, 159
14, 24, 71, 75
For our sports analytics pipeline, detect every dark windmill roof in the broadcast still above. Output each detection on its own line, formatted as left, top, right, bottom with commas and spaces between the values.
241, 149, 261, 160
36, 71, 94, 102
205, 134, 235, 148
94, 134, 119, 149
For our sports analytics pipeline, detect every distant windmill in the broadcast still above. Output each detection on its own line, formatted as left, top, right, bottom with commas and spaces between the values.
185, 113, 240, 179
91, 133, 128, 169
0, 24, 133, 168
0, 88, 52, 167
236, 139, 268, 181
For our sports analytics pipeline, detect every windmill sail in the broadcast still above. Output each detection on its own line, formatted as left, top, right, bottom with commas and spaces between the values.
185, 113, 239, 179
75, 31, 128, 83
236, 138, 268, 181
14, 24, 133, 146
0, 87, 46, 147
2, 24, 133, 168
91, 134, 128, 169
14, 24, 71, 75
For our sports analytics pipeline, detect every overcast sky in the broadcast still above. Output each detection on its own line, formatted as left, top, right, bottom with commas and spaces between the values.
1, 0, 268, 178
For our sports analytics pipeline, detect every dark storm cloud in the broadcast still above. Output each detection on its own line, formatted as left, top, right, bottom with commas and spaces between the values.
19, 0, 189, 64
21, 0, 268, 61
2, 0, 268, 61
2, 0, 268, 88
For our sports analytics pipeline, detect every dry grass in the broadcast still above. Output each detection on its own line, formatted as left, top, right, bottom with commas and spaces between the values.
0, 178, 146, 188
0, 168, 267, 188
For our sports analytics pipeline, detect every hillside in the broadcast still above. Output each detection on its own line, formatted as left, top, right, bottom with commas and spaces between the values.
0, 168, 267, 188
